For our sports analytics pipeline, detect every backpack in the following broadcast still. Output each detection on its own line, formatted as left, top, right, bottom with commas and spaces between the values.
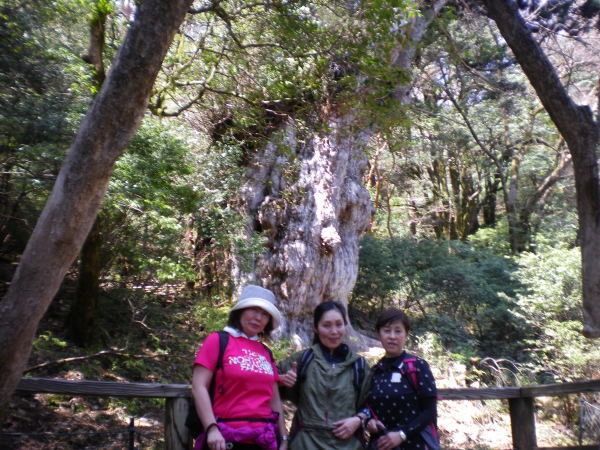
185, 331, 275, 438
399, 357, 441, 450
296, 347, 367, 402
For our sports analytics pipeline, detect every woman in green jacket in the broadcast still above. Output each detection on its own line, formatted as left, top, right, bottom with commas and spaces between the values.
278, 301, 370, 450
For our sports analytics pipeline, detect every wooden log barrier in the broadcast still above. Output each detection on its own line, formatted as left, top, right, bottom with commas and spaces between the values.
14, 377, 600, 450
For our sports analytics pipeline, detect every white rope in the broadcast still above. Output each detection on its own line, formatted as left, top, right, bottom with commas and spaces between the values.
579, 396, 600, 444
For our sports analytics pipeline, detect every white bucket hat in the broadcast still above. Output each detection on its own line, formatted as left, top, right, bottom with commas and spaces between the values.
230, 285, 282, 329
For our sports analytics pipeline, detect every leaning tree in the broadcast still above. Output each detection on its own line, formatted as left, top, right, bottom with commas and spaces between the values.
0, 0, 194, 408
480, 0, 600, 337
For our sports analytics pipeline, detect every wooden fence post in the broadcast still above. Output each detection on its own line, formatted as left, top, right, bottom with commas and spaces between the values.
165, 397, 192, 450
509, 396, 537, 450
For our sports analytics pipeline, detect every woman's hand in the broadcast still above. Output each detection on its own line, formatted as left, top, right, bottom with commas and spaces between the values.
206, 425, 226, 450
279, 362, 298, 387
332, 415, 362, 440
367, 418, 383, 433
375, 430, 404, 450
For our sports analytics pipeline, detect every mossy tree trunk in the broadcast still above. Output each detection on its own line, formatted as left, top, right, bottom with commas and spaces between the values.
67, 215, 103, 346
243, 115, 374, 345
66, 1, 109, 347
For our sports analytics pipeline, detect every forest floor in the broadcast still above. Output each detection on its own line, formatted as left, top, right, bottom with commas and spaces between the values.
0, 288, 595, 449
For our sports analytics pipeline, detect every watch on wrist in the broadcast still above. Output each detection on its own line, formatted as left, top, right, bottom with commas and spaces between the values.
359, 408, 372, 420
355, 415, 365, 429
281, 435, 290, 441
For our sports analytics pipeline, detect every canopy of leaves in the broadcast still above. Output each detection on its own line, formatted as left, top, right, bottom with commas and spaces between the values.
102, 119, 199, 285
0, 0, 92, 257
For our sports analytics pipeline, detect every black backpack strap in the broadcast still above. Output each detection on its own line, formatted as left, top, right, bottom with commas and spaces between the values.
297, 348, 314, 380
210, 331, 230, 398
215, 330, 229, 371
353, 356, 366, 393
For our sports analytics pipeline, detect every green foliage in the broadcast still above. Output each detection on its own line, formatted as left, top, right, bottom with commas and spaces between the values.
155, 0, 334, 120
411, 331, 458, 370
0, 0, 92, 253
389, 8, 568, 249
106, 397, 165, 417
44, 394, 72, 409
514, 244, 600, 382
103, 119, 199, 285
412, 311, 479, 360
347, 0, 419, 120
154, 0, 421, 138
185, 139, 269, 291
190, 293, 231, 335
90, 0, 114, 20
32, 331, 69, 357
468, 222, 512, 255
354, 235, 529, 357
533, 183, 579, 248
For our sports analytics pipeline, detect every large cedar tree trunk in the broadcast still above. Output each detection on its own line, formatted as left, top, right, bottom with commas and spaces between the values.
241, 0, 448, 346
0, 0, 193, 407
244, 117, 374, 346
481, 0, 600, 337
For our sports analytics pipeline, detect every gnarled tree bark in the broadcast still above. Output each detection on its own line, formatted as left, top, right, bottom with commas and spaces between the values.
244, 116, 374, 346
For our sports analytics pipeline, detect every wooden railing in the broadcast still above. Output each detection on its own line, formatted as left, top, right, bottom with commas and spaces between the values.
14, 377, 600, 450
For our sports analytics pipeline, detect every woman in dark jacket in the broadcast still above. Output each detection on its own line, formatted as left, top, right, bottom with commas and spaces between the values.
366, 308, 439, 450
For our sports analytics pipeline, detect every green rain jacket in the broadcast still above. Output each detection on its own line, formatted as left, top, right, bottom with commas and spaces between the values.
279, 343, 371, 450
